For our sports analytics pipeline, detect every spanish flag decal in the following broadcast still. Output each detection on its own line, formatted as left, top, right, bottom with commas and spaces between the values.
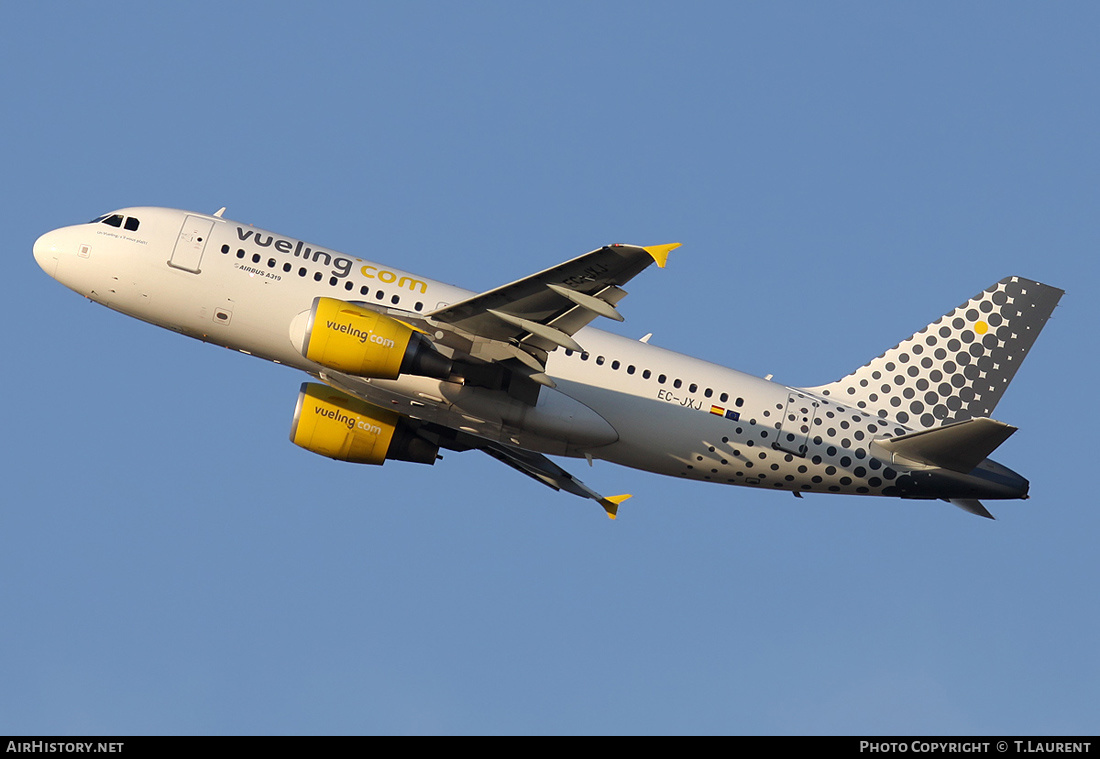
709, 405, 741, 422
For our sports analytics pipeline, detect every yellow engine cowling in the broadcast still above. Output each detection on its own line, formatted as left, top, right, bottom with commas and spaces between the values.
289, 383, 438, 465
298, 297, 452, 379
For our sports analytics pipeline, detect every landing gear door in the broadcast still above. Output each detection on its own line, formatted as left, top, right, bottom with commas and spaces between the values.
776, 391, 818, 457
169, 215, 215, 274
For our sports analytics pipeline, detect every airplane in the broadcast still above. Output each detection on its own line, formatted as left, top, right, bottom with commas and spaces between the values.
32, 206, 1063, 519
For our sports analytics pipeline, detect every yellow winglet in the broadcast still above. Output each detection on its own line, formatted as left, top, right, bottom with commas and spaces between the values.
598, 494, 632, 520
643, 243, 681, 269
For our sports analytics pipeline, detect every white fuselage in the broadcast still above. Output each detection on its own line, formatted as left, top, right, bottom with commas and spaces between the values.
33, 207, 1029, 503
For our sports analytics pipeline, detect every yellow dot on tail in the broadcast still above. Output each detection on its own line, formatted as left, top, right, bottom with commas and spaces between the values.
975, 321, 989, 334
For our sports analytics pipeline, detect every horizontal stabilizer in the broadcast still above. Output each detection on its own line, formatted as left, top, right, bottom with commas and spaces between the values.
949, 498, 996, 520
872, 417, 1017, 473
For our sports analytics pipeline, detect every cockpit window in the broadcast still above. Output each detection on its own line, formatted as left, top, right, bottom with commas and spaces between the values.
89, 213, 140, 231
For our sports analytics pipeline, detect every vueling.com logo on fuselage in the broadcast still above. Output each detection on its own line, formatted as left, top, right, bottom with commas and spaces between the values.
325, 320, 396, 348
235, 227, 427, 292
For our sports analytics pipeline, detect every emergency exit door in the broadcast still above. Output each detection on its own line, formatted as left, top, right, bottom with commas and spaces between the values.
776, 391, 819, 456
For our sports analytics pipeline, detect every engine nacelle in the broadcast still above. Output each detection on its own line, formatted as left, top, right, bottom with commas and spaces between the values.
292, 297, 452, 380
289, 382, 439, 465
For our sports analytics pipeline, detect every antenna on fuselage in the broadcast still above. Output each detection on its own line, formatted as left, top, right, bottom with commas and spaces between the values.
213, 207, 226, 218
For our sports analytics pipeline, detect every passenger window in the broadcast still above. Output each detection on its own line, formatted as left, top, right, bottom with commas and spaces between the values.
124, 217, 140, 231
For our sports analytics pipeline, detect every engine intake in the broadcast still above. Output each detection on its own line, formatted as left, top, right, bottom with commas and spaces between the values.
290, 382, 438, 465
295, 297, 452, 380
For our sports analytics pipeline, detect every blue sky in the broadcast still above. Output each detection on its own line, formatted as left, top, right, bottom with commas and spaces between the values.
4, 2, 1098, 735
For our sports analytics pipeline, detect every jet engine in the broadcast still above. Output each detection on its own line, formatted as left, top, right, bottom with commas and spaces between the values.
289, 382, 439, 465
292, 297, 452, 380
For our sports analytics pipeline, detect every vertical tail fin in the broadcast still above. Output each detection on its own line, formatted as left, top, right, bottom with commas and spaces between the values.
804, 276, 1063, 429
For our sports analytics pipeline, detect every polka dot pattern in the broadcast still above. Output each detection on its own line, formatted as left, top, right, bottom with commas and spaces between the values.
806, 277, 1063, 429
677, 397, 905, 496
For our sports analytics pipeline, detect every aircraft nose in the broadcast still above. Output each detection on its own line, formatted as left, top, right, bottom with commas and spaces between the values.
33, 230, 61, 277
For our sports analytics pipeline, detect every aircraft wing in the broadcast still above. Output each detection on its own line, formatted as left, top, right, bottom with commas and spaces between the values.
314, 369, 630, 518
427, 243, 679, 364
476, 440, 631, 519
